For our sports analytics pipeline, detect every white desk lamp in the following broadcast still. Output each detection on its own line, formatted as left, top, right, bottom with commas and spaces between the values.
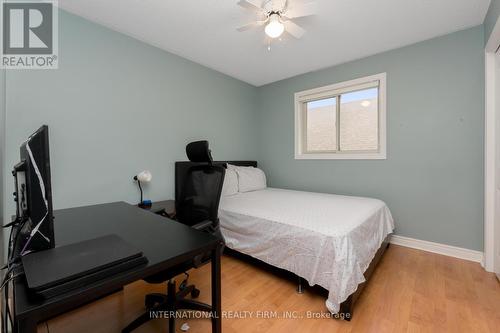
133, 170, 152, 207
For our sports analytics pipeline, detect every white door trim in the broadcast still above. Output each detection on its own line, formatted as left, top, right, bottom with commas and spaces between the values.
484, 17, 500, 272
484, 51, 496, 271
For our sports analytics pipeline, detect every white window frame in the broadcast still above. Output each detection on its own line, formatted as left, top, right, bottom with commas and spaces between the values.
294, 73, 387, 160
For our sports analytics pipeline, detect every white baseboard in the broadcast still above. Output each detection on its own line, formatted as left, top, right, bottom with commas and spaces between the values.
389, 235, 483, 263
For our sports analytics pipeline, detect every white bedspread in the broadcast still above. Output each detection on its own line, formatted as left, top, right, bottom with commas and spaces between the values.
219, 188, 394, 313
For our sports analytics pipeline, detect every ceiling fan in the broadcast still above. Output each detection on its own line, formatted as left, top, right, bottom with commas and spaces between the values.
236, 0, 317, 40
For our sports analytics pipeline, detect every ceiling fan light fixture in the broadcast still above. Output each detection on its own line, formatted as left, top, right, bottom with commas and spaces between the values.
265, 14, 284, 38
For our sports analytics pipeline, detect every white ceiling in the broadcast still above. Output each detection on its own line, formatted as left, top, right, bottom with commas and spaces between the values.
58, 0, 490, 86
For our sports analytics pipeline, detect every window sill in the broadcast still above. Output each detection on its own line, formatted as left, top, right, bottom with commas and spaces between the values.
294, 152, 387, 160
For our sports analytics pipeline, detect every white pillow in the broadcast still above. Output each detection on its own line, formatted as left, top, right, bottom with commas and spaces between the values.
221, 167, 238, 196
232, 165, 267, 193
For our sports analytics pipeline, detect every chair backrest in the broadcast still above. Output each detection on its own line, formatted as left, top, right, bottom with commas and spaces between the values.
175, 141, 225, 227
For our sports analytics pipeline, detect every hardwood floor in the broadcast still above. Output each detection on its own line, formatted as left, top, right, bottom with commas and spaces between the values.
37, 245, 500, 333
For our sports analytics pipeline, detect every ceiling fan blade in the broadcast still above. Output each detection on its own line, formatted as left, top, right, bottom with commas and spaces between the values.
284, 2, 317, 19
237, 20, 267, 32
237, 0, 265, 13
282, 0, 289, 11
272, 0, 287, 11
284, 20, 305, 38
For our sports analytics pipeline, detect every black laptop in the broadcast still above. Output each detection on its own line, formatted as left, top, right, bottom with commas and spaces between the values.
22, 234, 148, 298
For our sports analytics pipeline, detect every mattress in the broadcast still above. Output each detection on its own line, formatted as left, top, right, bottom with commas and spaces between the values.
219, 187, 394, 313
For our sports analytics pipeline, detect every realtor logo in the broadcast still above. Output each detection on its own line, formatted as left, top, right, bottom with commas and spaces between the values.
1, 0, 58, 69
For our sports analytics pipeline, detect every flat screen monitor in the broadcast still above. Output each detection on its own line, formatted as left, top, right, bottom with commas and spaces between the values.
13, 125, 55, 255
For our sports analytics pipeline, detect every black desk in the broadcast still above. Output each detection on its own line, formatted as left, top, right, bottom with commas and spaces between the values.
11, 201, 222, 332
140, 200, 175, 216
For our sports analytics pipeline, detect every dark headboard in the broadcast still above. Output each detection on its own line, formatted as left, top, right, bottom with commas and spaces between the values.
174, 161, 257, 208
220, 161, 257, 168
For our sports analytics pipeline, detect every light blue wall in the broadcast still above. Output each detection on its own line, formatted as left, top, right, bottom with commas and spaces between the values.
255, 26, 485, 251
1, 10, 486, 253
1, 69, 5, 263
2, 10, 257, 226
485, 0, 500, 44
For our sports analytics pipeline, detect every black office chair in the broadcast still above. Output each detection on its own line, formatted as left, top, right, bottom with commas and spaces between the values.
122, 141, 225, 333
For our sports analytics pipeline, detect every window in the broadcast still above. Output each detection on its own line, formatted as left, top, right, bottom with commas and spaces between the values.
294, 73, 386, 159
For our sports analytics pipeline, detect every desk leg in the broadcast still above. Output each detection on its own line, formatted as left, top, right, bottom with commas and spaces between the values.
211, 244, 222, 333
15, 318, 36, 333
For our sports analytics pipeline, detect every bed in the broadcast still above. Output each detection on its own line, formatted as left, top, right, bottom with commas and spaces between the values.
175, 160, 395, 319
